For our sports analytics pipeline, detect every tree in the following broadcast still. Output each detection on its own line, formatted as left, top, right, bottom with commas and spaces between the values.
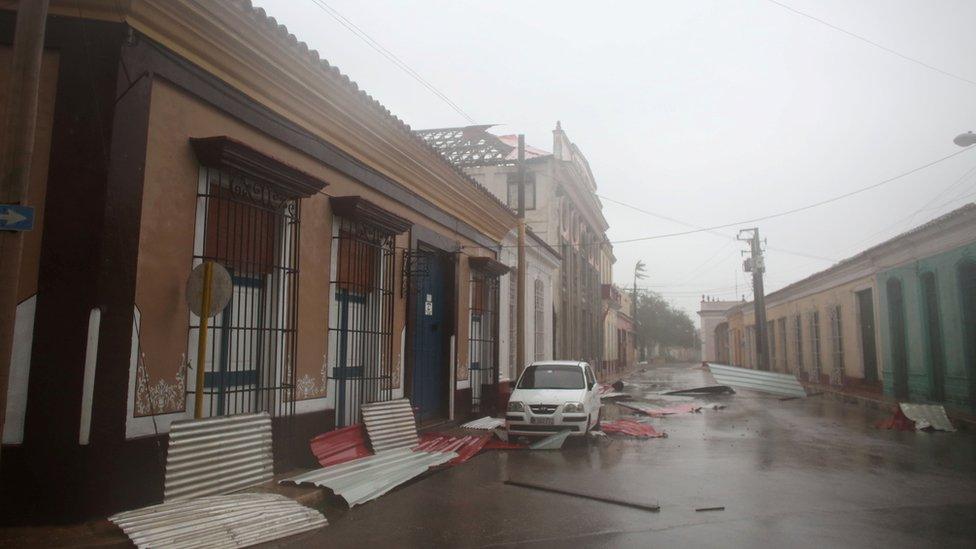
634, 291, 697, 359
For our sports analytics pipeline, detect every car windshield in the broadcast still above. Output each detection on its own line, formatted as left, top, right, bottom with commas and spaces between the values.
517, 365, 585, 390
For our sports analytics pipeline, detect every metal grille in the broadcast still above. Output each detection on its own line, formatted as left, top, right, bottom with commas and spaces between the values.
190, 167, 299, 424
534, 279, 545, 361
508, 270, 517, 377
469, 271, 499, 415
328, 217, 395, 427
809, 310, 822, 382
830, 305, 844, 385
793, 315, 804, 375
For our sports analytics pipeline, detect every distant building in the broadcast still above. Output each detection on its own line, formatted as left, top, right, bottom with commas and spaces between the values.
417, 123, 613, 372
700, 204, 976, 412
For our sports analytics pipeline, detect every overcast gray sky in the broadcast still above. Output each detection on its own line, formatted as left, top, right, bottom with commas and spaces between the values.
254, 0, 976, 323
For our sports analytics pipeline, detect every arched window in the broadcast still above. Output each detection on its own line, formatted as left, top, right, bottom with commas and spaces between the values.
886, 278, 909, 399
958, 260, 976, 402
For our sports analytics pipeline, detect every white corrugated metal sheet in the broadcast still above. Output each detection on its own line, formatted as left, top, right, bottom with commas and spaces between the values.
900, 403, 956, 431
461, 416, 506, 430
164, 413, 273, 501
361, 399, 418, 453
706, 363, 807, 398
109, 493, 326, 549
282, 448, 457, 507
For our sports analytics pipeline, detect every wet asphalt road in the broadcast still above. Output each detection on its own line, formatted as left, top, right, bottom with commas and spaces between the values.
277, 363, 976, 548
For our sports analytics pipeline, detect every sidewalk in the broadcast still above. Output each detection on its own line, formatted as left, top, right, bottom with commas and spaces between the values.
802, 381, 976, 431
0, 471, 331, 548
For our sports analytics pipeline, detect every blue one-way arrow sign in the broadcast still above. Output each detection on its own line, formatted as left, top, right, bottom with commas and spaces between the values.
0, 205, 35, 231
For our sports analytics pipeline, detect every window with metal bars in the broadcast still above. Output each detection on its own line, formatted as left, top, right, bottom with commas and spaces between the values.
190, 167, 299, 419
793, 315, 804, 375
830, 305, 844, 385
469, 271, 499, 414
809, 310, 822, 382
534, 278, 545, 361
328, 217, 396, 427
508, 269, 517, 378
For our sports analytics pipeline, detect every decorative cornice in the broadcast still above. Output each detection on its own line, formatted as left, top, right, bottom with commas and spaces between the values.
58, 0, 517, 241
330, 196, 412, 235
469, 256, 510, 277
189, 136, 327, 198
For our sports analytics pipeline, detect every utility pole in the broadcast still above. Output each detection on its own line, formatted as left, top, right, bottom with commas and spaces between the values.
632, 259, 645, 362
0, 0, 50, 456
515, 135, 526, 376
738, 228, 769, 371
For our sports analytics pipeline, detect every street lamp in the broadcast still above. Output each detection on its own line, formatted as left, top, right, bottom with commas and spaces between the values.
954, 131, 976, 147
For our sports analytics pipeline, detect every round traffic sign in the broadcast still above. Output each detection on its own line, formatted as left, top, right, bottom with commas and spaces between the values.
185, 261, 233, 318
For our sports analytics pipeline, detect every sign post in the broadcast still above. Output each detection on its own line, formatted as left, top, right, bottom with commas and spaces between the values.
185, 261, 232, 419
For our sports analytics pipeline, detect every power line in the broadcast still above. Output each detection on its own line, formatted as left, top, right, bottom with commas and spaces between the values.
306, 0, 477, 123
593, 145, 975, 248
765, 0, 976, 88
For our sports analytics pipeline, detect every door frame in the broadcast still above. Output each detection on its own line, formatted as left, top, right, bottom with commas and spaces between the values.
404, 226, 459, 422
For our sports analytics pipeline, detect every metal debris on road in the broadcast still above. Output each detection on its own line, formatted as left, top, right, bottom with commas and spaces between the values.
615, 401, 701, 417
878, 403, 956, 432
528, 429, 573, 450
281, 448, 457, 507
504, 479, 660, 512
706, 363, 807, 398
361, 399, 419, 453
695, 506, 725, 512
461, 416, 507, 430
664, 385, 735, 396
417, 432, 491, 464
109, 493, 327, 549
600, 419, 666, 438
310, 424, 371, 468
164, 413, 273, 502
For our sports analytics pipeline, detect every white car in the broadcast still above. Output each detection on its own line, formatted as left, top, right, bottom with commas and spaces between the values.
506, 360, 602, 437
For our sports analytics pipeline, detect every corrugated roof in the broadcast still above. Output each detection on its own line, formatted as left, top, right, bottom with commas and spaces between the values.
706, 363, 807, 398
109, 493, 326, 549
230, 1, 514, 218
282, 448, 457, 507
361, 399, 419, 453
164, 413, 273, 501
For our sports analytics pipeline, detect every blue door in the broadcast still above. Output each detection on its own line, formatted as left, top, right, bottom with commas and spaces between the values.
411, 252, 448, 421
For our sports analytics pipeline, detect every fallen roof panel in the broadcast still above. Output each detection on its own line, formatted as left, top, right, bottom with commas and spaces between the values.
706, 363, 807, 398
164, 412, 274, 502
281, 448, 457, 507
109, 493, 326, 549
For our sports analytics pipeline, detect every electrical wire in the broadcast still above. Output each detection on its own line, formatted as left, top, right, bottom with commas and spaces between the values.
765, 0, 976, 88
480, 145, 975, 252
306, 0, 477, 123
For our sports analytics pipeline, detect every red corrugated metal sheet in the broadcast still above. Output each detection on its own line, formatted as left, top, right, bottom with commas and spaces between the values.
310, 424, 372, 468
416, 433, 491, 465
600, 420, 666, 438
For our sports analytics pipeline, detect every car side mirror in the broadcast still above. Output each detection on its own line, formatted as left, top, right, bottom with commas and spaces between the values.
588, 382, 595, 390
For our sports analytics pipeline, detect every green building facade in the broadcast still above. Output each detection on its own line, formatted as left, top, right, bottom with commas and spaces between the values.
877, 241, 976, 411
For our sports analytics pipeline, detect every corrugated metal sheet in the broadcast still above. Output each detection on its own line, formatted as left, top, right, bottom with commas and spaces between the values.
310, 424, 371, 468
616, 402, 701, 416
361, 399, 419, 453
461, 416, 506, 430
706, 363, 807, 398
109, 493, 326, 549
164, 413, 273, 501
282, 448, 457, 507
899, 403, 956, 432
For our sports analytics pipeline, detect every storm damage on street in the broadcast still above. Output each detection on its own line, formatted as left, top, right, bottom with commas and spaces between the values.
279, 363, 976, 548
2, 1, 976, 547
